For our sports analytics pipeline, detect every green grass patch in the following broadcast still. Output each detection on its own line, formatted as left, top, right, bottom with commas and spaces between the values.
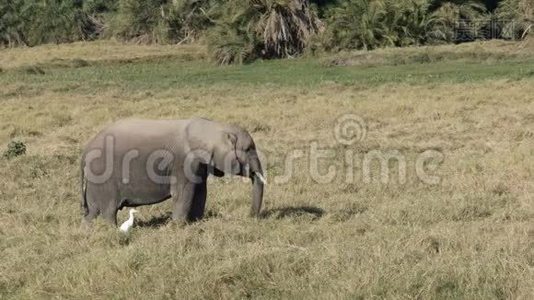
1, 56, 534, 97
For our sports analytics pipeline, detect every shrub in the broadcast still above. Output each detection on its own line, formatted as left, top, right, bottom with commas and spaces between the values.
206, 0, 322, 64
0, 0, 30, 47
322, 0, 438, 51
109, 0, 168, 43
165, 0, 217, 43
109, 0, 214, 43
1, 0, 531, 60
496, 0, 533, 39
206, 1, 262, 64
26, 0, 97, 45
430, 1, 489, 43
259, 0, 323, 58
82, 0, 119, 39
3, 140, 27, 159
207, 22, 260, 64
0, 0, 101, 47
320, 0, 495, 50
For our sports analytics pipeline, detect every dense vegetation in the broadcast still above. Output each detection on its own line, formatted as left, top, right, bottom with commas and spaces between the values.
0, 0, 532, 62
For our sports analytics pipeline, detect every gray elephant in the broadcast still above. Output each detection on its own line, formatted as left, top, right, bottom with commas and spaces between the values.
80, 118, 265, 226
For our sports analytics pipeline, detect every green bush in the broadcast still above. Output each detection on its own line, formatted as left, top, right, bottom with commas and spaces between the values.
207, 22, 259, 64
165, 0, 217, 43
109, 0, 168, 43
206, 0, 322, 64
1, 0, 531, 62
320, 0, 494, 50
82, 0, 119, 39
0, 0, 101, 47
3, 140, 27, 159
109, 0, 214, 43
27, 0, 94, 45
496, 0, 533, 39
322, 0, 438, 51
0, 0, 30, 46
430, 1, 489, 43
205, 0, 262, 64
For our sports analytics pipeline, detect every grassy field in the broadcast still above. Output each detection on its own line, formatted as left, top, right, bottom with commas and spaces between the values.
1, 40, 534, 299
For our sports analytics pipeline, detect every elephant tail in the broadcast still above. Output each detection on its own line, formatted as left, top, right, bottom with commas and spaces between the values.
80, 158, 89, 217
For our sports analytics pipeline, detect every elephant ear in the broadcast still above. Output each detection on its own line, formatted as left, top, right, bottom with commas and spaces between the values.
185, 124, 238, 170
212, 132, 238, 172
184, 124, 213, 165
224, 132, 237, 150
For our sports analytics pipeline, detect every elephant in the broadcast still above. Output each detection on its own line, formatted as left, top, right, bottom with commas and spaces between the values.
80, 118, 265, 226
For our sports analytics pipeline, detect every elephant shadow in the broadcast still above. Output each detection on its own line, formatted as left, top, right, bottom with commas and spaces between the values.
136, 210, 221, 228
136, 206, 324, 228
260, 206, 325, 220
136, 212, 172, 228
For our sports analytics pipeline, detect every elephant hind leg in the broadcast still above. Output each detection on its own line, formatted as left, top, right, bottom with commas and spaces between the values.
83, 184, 119, 226
101, 194, 120, 226
81, 209, 99, 229
102, 205, 118, 226
81, 190, 100, 229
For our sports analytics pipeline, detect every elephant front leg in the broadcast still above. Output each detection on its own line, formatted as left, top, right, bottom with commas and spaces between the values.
172, 162, 208, 223
171, 180, 196, 223
189, 180, 207, 221
171, 179, 208, 223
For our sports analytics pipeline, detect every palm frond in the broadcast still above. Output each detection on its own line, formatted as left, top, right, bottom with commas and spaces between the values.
207, 0, 321, 64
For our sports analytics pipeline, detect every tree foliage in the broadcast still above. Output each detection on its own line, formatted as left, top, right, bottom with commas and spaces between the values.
1, 0, 532, 63
0, 0, 105, 47
0, 0, 29, 46
322, 0, 439, 51
430, 1, 489, 43
109, 0, 216, 43
496, 0, 533, 39
206, 0, 322, 64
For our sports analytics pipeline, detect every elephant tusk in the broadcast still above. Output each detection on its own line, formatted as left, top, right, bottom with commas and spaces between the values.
255, 173, 267, 185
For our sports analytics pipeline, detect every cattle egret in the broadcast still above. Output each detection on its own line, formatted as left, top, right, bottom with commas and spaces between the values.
119, 209, 138, 233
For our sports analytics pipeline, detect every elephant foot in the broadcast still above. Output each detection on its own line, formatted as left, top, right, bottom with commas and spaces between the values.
170, 216, 188, 228
80, 218, 94, 232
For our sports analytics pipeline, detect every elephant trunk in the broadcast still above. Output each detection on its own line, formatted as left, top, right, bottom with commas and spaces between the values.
249, 156, 264, 217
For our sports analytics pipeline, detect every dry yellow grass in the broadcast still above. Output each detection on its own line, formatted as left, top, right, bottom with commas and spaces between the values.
322, 39, 534, 66
1, 41, 534, 299
0, 40, 206, 70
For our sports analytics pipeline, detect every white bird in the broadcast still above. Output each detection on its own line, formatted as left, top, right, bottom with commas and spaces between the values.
119, 209, 138, 233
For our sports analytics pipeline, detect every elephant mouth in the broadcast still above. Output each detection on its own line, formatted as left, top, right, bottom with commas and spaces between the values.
246, 167, 267, 185
236, 164, 266, 184
208, 164, 256, 179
